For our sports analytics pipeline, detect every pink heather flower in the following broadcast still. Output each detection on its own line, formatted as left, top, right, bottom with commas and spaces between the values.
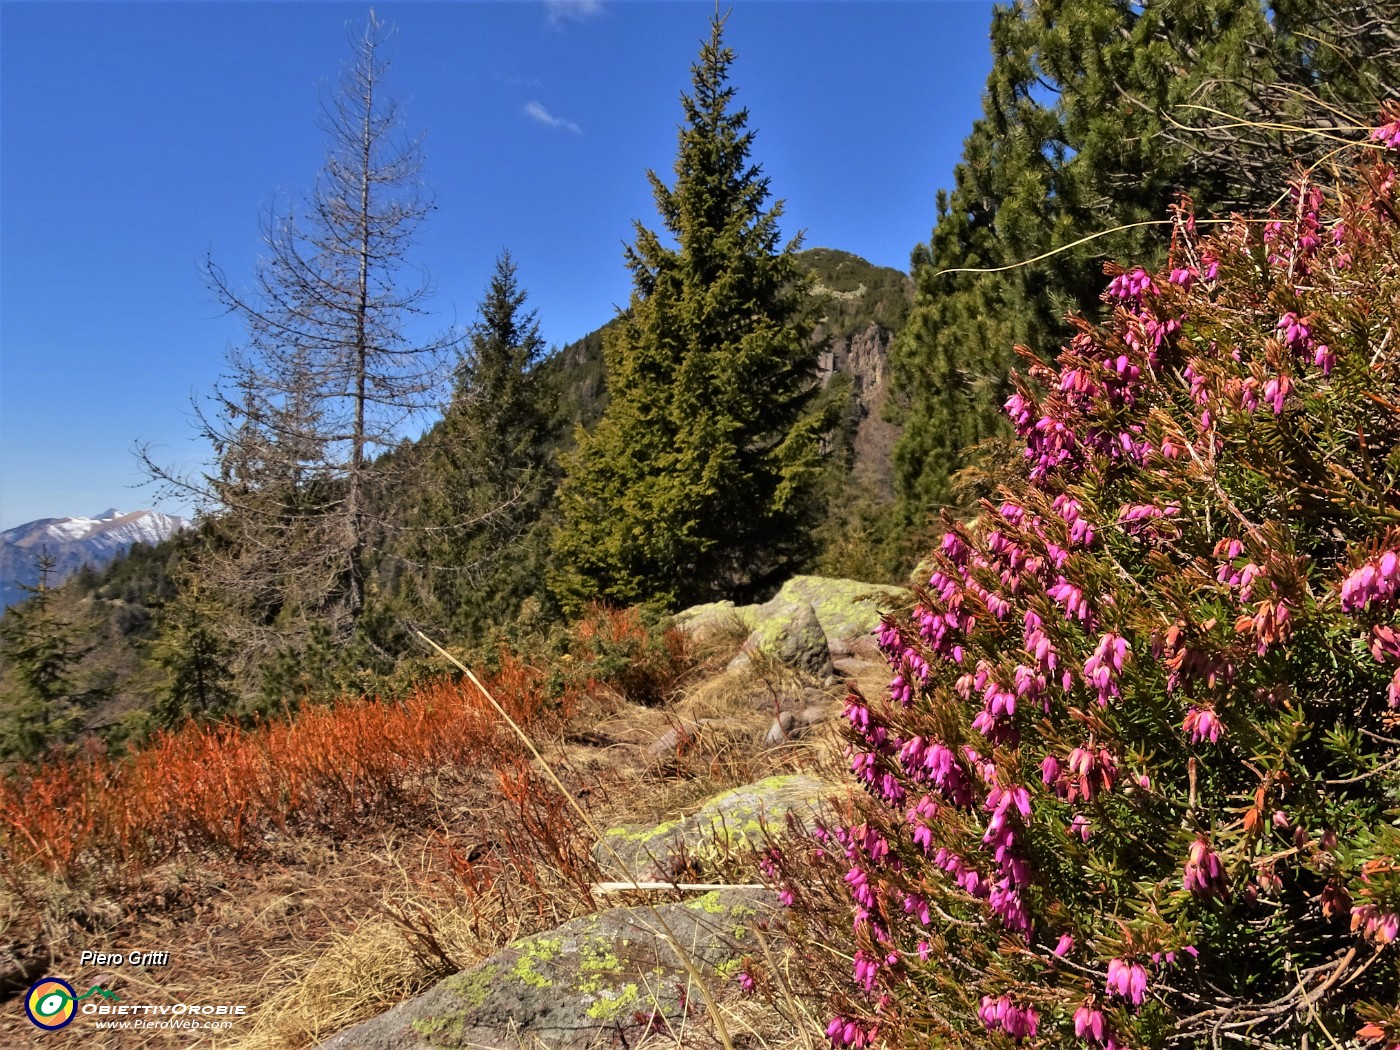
1169, 266, 1195, 288
1183, 706, 1224, 744
737, 970, 756, 993
876, 621, 903, 653
1048, 576, 1091, 623
1069, 813, 1092, 842
978, 996, 1039, 1041
1074, 1003, 1106, 1042
826, 1017, 875, 1048
1107, 267, 1154, 301
916, 939, 932, 961
843, 865, 876, 911
1238, 561, 1264, 600
852, 950, 881, 993
1066, 746, 1117, 801
1353, 903, 1400, 945
1276, 311, 1312, 352
1053, 933, 1074, 957
903, 892, 932, 926
1313, 343, 1335, 374
1005, 391, 1035, 432
1371, 119, 1400, 150
940, 529, 970, 565
1184, 836, 1227, 895
1341, 550, 1400, 612
1106, 957, 1149, 1005
1262, 375, 1291, 415
1083, 633, 1128, 706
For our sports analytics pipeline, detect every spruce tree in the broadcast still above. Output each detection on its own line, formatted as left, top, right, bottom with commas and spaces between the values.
409, 252, 557, 644
553, 13, 826, 610
151, 585, 236, 726
0, 555, 102, 759
887, 0, 1397, 529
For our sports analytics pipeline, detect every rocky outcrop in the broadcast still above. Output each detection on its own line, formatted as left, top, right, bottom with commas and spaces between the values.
321, 889, 776, 1050
592, 774, 836, 881
727, 599, 834, 679
675, 575, 907, 676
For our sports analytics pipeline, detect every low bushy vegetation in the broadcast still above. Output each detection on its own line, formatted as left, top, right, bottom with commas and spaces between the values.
0, 653, 575, 883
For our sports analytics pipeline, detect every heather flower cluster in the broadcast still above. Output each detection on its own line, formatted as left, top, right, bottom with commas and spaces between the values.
806, 123, 1400, 1047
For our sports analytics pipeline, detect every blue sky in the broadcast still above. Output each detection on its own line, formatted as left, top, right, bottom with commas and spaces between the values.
0, 0, 995, 530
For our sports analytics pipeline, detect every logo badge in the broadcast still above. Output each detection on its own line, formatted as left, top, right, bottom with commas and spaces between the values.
24, 978, 119, 1030
25, 978, 78, 1030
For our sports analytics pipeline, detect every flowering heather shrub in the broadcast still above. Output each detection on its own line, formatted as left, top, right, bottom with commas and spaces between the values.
820, 122, 1400, 1048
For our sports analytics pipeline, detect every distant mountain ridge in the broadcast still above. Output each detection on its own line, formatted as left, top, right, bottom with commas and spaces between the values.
0, 509, 189, 609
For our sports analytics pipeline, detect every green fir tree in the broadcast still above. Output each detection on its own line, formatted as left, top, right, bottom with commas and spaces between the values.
553, 13, 827, 610
409, 251, 558, 645
150, 585, 237, 726
0, 555, 103, 759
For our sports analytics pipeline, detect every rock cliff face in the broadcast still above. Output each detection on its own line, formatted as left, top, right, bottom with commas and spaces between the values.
816, 322, 902, 497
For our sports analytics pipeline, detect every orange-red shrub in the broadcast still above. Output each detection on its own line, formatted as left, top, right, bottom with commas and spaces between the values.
0, 651, 573, 881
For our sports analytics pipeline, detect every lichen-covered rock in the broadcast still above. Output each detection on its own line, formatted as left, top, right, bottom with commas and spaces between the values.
670, 600, 752, 640
763, 575, 907, 656
319, 889, 776, 1050
678, 576, 909, 675
592, 774, 835, 880
728, 599, 834, 678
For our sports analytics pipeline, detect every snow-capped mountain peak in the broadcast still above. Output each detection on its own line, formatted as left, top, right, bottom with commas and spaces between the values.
0, 509, 190, 609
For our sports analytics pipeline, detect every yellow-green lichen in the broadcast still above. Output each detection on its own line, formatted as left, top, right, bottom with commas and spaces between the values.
411, 1013, 467, 1041
512, 953, 553, 989
519, 936, 563, 962
584, 983, 640, 1022
688, 890, 727, 914
575, 937, 622, 995
442, 963, 501, 1010
604, 819, 683, 844
714, 958, 743, 980
685, 890, 757, 921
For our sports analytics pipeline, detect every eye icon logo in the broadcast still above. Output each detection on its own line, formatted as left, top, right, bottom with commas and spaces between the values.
26, 978, 78, 1030
24, 978, 118, 1030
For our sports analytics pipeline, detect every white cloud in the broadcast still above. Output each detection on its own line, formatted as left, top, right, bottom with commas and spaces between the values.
546, 0, 603, 27
524, 101, 581, 135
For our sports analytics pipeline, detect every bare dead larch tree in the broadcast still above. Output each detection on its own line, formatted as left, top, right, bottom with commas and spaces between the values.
145, 12, 456, 677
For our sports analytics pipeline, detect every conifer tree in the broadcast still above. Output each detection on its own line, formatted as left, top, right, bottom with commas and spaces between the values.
887, 0, 1398, 528
553, 14, 826, 610
409, 252, 557, 643
145, 14, 455, 693
151, 585, 236, 726
0, 556, 102, 759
